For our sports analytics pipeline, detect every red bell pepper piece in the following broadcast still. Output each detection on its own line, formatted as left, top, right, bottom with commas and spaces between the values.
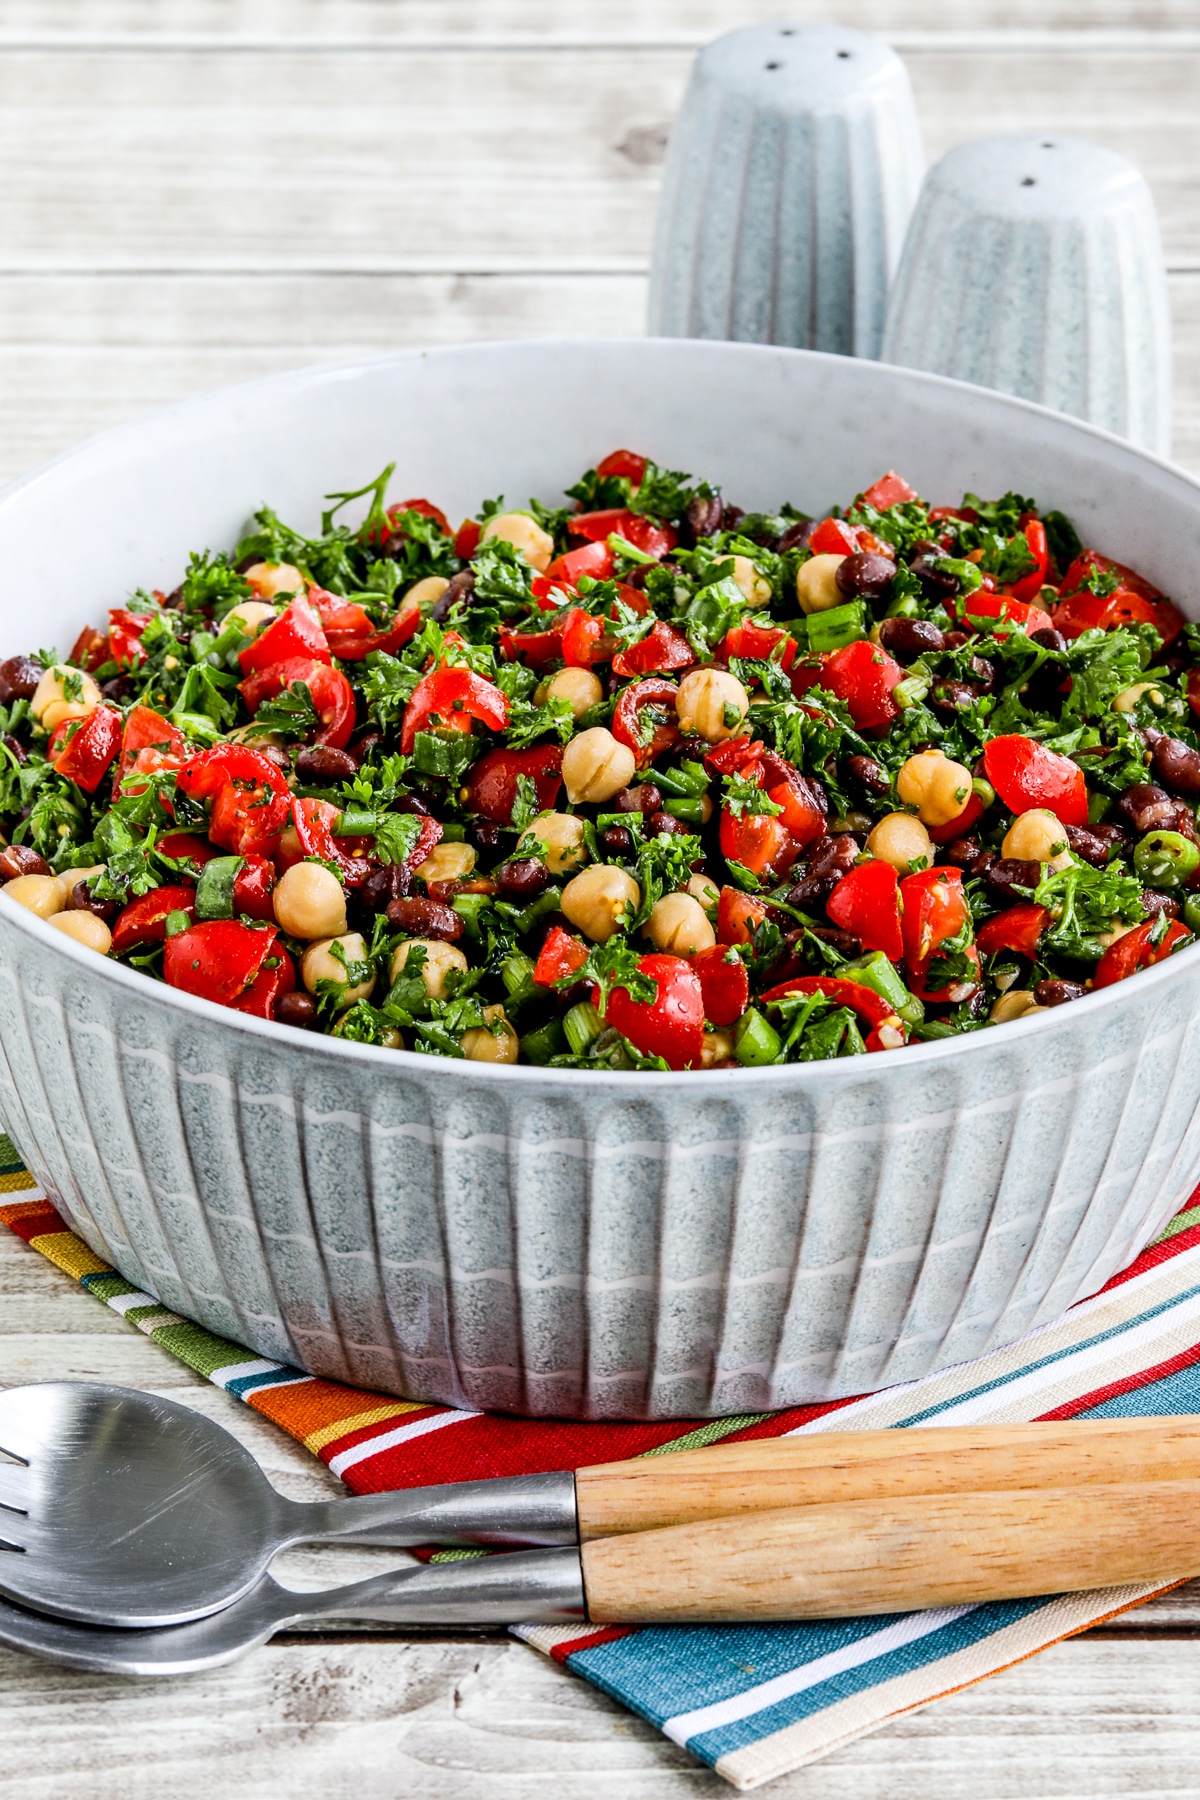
704, 736, 762, 777
289, 797, 375, 886
1094, 918, 1191, 988
692, 943, 749, 1028
537, 540, 614, 596
807, 518, 860, 557
860, 471, 917, 511
766, 777, 827, 848
107, 608, 152, 669
568, 509, 676, 560
117, 705, 187, 791
982, 735, 1089, 827
720, 620, 798, 671
611, 620, 693, 678
51, 705, 122, 793
718, 809, 799, 881
1060, 549, 1162, 603
178, 744, 292, 856
499, 619, 568, 667
612, 677, 679, 766
68, 624, 109, 672
595, 449, 648, 485
959, 590, 1054, 639
1008, 518, 1050, 602
533, 924, 589, 988
463, 745, 564, 825
976, 902, 1050, 960
826, 859, 904, 960
717, 885, 768, 947
758, 975, 908, 1052
111, 885, 198, 956
309, 588, 374, 637
164, 918, 280, 1008
606, 953, 704, 1070
238, 596, 331, 677
818, 639, 904, 731
399, 665, 509, 755
229, 946, 295, 1017
157, 832, 219, 875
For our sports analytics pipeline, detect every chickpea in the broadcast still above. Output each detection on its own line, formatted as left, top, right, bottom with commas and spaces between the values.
561, 865, 640, 942
301, 932, 375, 1007
416, 841, 476, 886
2, 874, 68, 919
479, 511, 555, 573
390, 937, 469, 1000
1112, 681, 1164, 713
795, 553, 846, 614
242, 561, 306, 600
561, 727, 637, 804
675, 668, 749, 742
687, 872, 720, 914
519, 811, 588, 877
402, 575, 450, 610
31, 666, 101, 730
896, 749, 974, 829
223, 600, 279, 639
643, 892, 716, 955
866, 811, 933, 874
990, 989, 1045, 1025
277, 823, 303, 866
730, 555, 771, 606
1002, 808, 1072, 871
540, 665, 603, 721
700, 1029, 735, 1069
273, 863, 347, 939
49, 911, 111, 955
461, 1003, 520, 1065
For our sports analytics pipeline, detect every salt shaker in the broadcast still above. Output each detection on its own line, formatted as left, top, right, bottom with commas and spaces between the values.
647, 22, 924, 359
882, 135, 1172, 457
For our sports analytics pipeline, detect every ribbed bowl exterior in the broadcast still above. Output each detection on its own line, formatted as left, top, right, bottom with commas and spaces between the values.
882, 135, 1172, 456
4, 915, 1200, 1419
647, 22, 923, 357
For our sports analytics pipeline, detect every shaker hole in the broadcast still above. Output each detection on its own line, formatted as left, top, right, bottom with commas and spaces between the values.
765, 60, 781, 69
1021, 177, 1036, 187
780, 27, 795, 34
1041, 141, 1055, 149
837, 49, 852, 57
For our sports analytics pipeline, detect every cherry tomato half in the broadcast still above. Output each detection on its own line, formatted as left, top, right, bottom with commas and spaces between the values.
826, 859, 904, 960
1094, 918, 1191, 988
982, 735, 1089, 828
606, 953, 704, 1070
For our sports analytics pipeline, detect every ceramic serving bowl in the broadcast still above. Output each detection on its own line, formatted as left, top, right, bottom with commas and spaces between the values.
2, 340, 1200, 1420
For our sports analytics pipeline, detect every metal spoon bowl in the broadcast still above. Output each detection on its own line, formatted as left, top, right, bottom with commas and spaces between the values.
0, 1384, 576, 1628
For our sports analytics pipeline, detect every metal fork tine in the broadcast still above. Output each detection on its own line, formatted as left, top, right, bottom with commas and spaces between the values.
0, 1464, 28, 1516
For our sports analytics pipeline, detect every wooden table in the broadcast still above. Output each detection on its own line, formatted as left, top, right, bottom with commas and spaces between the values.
4, 3, 1200, 1793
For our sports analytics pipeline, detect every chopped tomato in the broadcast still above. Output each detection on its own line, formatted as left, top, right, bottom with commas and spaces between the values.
807, 518, 860, 557
568, 509, 676, 560
595, 449, 647, 485
1060, 549, 1161, 603
454, 519, 482, 559
238, 596, 331, 677
107, 608, 152, 668
117, 705, 187, 790
463, 744, 564, 824
51, 705, 122, 793
959, 590, 1053, 639
928, 790, 984, 844
536, 540, 614, 597
861, 471, 917, 511
1094, 918, 1191, 988
289, 796, 377, 886
385, 497, 452, 538
499, 619, 569, 668
982, 735, 1088, 827
325, 596, 426, 661
759, 975, 908, 1052
112, 886, 198, 956
612, 677, 679, 766
692, 943, 749, 1028
976, 903, 1050, 959
533, 924, 589, 989
818, 639, 904, 731
607, 953, 704, 1069
232, 854, 276, 922
309, 588, 374, 637
718, 809, 798, 881
826, 859, 904, 960
560, 608, 604, 668
399, 665, 509, 755
240, 656, 356, 749
766, 777, 827, 848
899, 866, 979, 1002
157, 832, 219, 874
68, 624, 109, 672
178, 744, 291, 856
1051, 586, 1183, 645
720, 620, 798, 671
229, 947, 295, 1018
1008, 518, 1050, 602
704, 736, 762, 777
611, 620, 693, 678
717, 885, 768, 946
164, 918, 280, 1008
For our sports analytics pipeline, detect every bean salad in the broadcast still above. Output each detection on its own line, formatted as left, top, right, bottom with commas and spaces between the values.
1, 453, 1197, 1071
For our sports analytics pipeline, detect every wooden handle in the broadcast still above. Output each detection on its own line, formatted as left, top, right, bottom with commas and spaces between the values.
575, 1416, 1200, 1539
580, 1479, 1200, 1623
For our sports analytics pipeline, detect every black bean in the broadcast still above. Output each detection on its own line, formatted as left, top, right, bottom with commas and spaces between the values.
910, 553, 961, 600
1064, 822, 1125, 867
806, 925, 862, 956
720, 503, 745, 532
968, 655, 998, 693
1034, 979, 1086, 1008
276, 991, 318, 1029
385, 896, 464, 941
257, 745, 289, 772
349, 732, 384, 768
431, 568, 476, 622
0, 656, 41, 704
776, 517, 816, 554
465, 817, 504, 855
669, 734, 711, 765
101, 675, 134, 705
614, 783, 662, 815
0, 845, 49, 880
930, 679, 981, 716
985, 858, 1042, 899
785, 834, 857, 905
647, 811, 688, 837
1030, 627, 1068, 654
834, 551, 896, 601
942, 630, 969, 650
66, 880, 117, 922
295, 745, 357, 783
967, 849, 997, 881
1152, 736, 1200, 798
494, 858, 550, 901
359, 864, 413, 914
1141, 889, 1182, 920
1116, 783, 1178, 835
845, 752, 890, 797
941, 836, 980, 868
600, 824, 635, 858
877, 617, 946, 661
684, 494, 724, 542
2, 736, 25, 765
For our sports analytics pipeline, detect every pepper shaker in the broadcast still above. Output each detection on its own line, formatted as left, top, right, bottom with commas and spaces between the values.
648, 22, 924, 358
882, 135, 1172, 456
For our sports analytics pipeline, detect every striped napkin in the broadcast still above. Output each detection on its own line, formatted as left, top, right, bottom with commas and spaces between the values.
3, 1129, 1198, 1790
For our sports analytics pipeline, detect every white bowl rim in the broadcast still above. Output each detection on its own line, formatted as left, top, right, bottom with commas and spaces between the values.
3, 336, 1199, 1092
